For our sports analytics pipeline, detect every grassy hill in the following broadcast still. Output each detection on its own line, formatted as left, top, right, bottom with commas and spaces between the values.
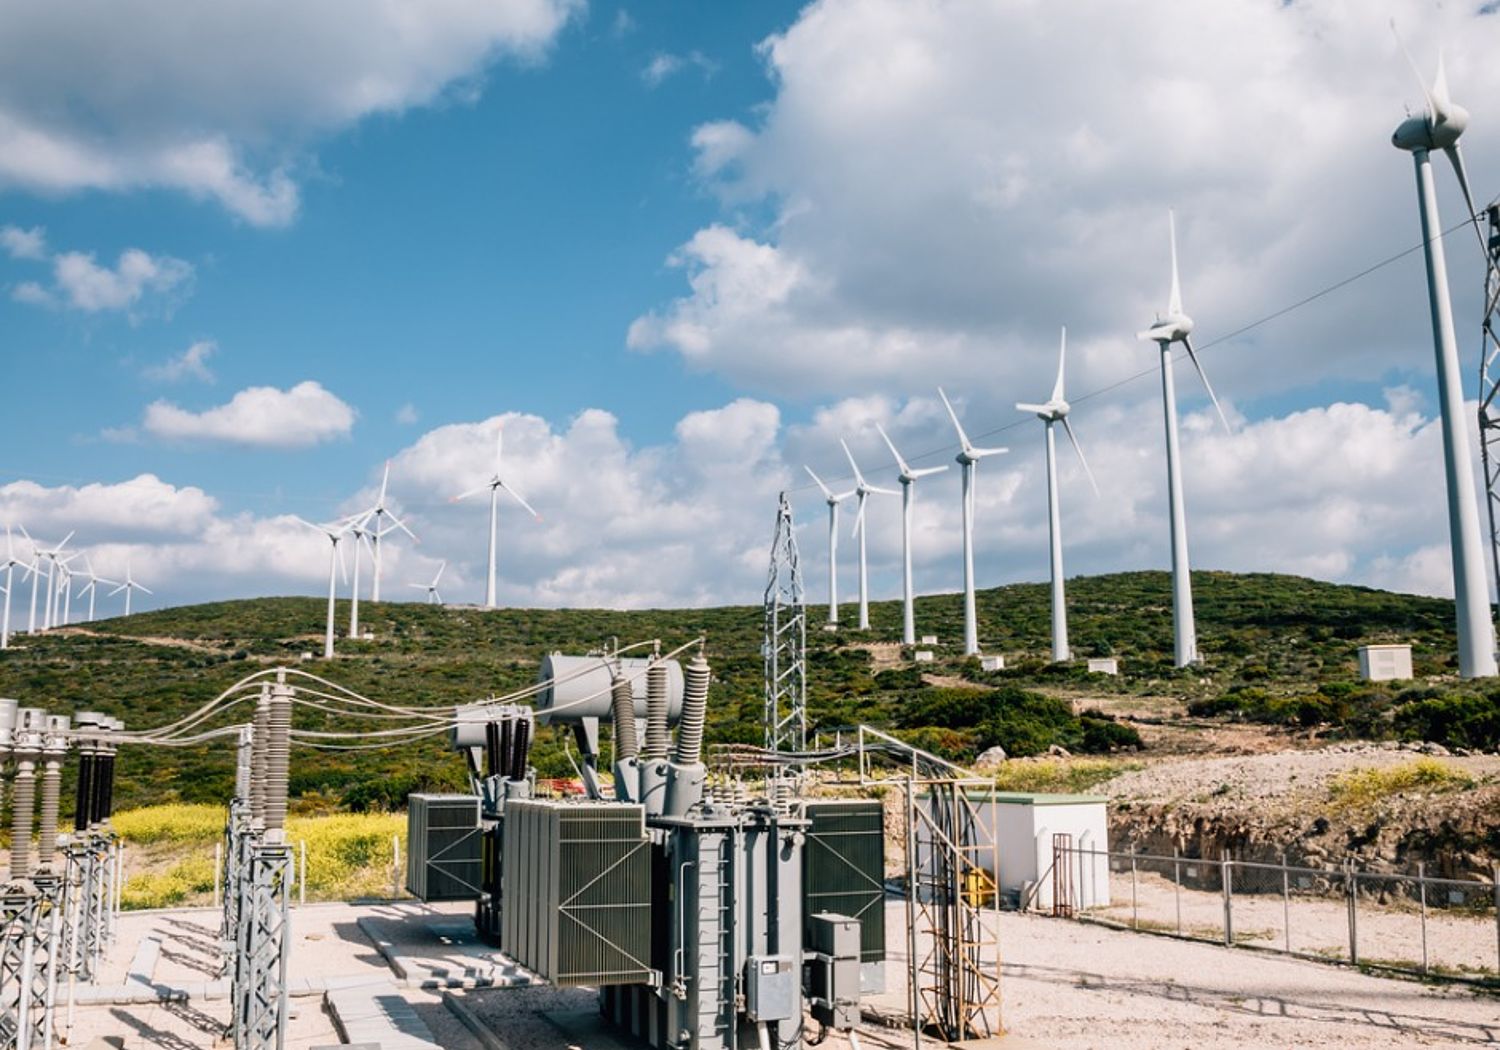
0, 570, 1495, 814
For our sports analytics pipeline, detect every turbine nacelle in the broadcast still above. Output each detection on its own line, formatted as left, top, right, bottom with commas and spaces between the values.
1393, 106, 1468, 152
1137, 311, 1194, 345
1017, 398, 1069, 422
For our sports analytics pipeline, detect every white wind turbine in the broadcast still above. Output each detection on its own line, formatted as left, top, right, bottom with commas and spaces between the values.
410, 561, 447, 605
876, 424, 948, 645
1390, 33, 1497, 678
347, 521, 374, 640
840, 439, 898, 631
1137, 210, 1230, 668
20, 526, 43, 635
937, 388, 1008, 656
74, 555, 118, 624
296, 517, 352, 659
1, 525, 39, 649
1017, 327, 1099, 663
36, 531, 74, 632
804, 466, 855, 626
107, 559, 153, 618
56, 552, 80, 627
361, 461, 418, 603
452, 427, 541, 609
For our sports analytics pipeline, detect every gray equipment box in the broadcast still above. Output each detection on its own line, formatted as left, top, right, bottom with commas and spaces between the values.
745, 955, 798, 1023
807, 914, 861, 1030
406, 794, 483, 902
803, 801, 886, 964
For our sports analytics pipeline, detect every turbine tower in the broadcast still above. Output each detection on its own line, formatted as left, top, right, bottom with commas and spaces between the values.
841, 439, 898, 630
107, 559, 153, 617
937, 388, 1008, 656
1, 525, 38, 649
804, 467, 854, 626
362, 461, 418, 603
1017, 327, 1099, 663
1391, 39, 1498, 678
74, 555, 118, 624
36, 532, 74, 632
1137, 210, 1230, 668
875, 424, 947, 645
452, 427, 540, 609
296, 518, 350, 658
410, 561, 447, 605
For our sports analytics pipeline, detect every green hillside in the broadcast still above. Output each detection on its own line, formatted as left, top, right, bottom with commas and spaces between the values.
1, 570, 1495, 814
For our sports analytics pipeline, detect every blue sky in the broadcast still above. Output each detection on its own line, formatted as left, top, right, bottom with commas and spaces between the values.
3, 0, 1500, 618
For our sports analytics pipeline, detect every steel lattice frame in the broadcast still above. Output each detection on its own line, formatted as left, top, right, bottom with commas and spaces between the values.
1478, 204, 1500, 613
763, 492, 808, 754
0, 881, 62, 1050
232, 841, 291, 1050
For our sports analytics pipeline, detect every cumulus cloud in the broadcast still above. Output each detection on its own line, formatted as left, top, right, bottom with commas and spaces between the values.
642, 50, 718, 87
0, 1, 581, 225
0, 224, 45, 260
140, 381, 356, 448
0, 475, 218, 539
631, 0, 1500, 413
145, 340, 217, 383
8, 238, 193, 315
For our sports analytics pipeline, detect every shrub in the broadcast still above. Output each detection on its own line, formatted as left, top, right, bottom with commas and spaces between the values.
991, 757, 1141, 794
1394, 694, 1500, 751
112, 804, 226, 845
1327, 758, 1475, 809
121, 854, 217, 909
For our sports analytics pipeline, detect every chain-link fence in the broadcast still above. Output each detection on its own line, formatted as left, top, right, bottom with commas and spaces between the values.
1044, 842, 1500, 986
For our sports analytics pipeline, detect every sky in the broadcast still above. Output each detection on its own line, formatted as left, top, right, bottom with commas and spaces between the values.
3, 0, 1500, 619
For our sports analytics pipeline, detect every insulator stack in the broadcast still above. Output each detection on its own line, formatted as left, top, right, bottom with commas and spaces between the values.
674, 653, 710, 766
73, 711, 100, 831
498, 719, 514, 778
250, 685, 271, 825
642, 659, 670, 760
610, 670, 638, 760
264, 684, 292, 833
0, 699, 15, 819
37, 714, 69, 871
485, 721, 501, 778
9, 709, 42, 878
510, 719, 530, 780
235, 724, 253, 800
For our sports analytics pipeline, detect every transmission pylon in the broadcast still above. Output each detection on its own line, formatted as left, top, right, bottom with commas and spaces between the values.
763, 492, 808, 754
1478, 203, 1500, 614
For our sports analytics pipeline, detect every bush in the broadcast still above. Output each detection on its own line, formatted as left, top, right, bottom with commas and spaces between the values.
121, 854, 217, 909
991, 757, 1141, 794
112, 804, 226, 845
1394, 694, 1500, 751
1327, 758, 1475, 809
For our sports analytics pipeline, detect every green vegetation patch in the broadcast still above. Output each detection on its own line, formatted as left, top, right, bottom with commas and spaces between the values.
1327, 758, 1476, 810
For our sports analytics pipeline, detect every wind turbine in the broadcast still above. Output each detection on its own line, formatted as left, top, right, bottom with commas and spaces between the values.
876, 424, 948, 646
20, 526, 42, 635
107, 559, 153, 617
1, 525, 39, 649
1137, 210, 1230, 668
361, 461, 418, 603
1390, 34, 1497, 678
36, 531, 74, 632
840, 439, 898, 631
804, 466, 854, 626
296, 517, 351, 659
1017, 327, 1099, 663
409, 561, 447, 606
347, 521, 374, 639
452, 427, 540, 609
74, 556, 118, 624
56, 552, 80, 626
937, 387, 1008, 656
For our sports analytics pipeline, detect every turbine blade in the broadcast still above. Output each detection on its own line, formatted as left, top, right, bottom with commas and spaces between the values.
57, 530, 75, 551
433, 560, 447, 585
494, 426, 504, 474
1167, 210, 1183, 317
868, 485, 900, 496
136, 583, 153, 595
911, 465, 949, 478
1443, 145, 1489, 255
850, 497, 866, 539
970, 446, 1009, 458
451, 485, 488, 503
385, 510, 419, 543
875, 423, 911, 476
107, 582, 127, 596
1431, 50, 1452, 124
408, 583, 426, 590
804, 465, 834, 500
378, 460, 391, 505
839, 438, 866, 488
1015, 403, 1051, 415
1061, 417, 1100, 497
499, 481, 542, 521
937, 387, 972, 450
432, 590, 442, 605
292, 516, 325, 535
1391, 20, 1437, 122
336, 539, 349, 585
1182, 337, 1232, 433
1051, 325, 1067, 403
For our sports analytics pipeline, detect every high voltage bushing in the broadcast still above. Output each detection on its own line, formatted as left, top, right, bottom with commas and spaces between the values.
663, 651, 710, 817
263, 683, 292, 836
638, 655, 671, 814
235, 724, 253, 800
0, 699, 16, 816
36, 715, 70, 875
610, 668, 640, 802
72, 712, 102, 832
9, 708, 44, 880
249, 685, 272, 826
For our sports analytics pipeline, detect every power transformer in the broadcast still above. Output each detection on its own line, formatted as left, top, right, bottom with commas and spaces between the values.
405, 794, 482, 902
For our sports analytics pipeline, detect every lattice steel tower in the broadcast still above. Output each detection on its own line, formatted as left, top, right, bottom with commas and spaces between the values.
1479, 204, 1500, 614
763, 491, 808, 753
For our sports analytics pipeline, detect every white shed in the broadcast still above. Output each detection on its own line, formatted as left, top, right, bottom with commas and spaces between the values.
921, 791, 1110, 911
1358, 644, 1413, 682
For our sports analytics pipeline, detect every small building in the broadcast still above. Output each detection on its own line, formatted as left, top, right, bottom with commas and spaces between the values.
1358, 644, 1413, 682
913, 650, 935, 663
917, 792, 1109, 912
980, 655, 1005, 672
1087, 657, 1119, 676
920, 634, 939, 645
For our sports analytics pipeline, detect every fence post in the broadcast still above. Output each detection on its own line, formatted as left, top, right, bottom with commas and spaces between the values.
1281, 853, 1290, 954
1173, 848, 1182, 937
392, 834, 401, 898
1221, 849, 1233, 947
1492, 862, 1499, 977
1417, 861, 1428, 976
213, 841, 223, 908
299, 840, 307, 907
1130, 848, 1138, 930
1346, 859, 1359, 966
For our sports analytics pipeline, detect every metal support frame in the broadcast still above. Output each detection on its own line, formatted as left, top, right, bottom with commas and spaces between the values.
232, 841, 291, 1050
0, 877, 65, 1050
763, 492, 808, 755
1477, 203, 1500, 611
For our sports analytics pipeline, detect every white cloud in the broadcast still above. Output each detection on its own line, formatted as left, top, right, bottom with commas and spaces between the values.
642, 50, 717, 88
631, 0, 1500, 413
0, 224, 45, 260
0, 1, 581, 225
395, 403, 420, 425
140, 381, 356, 448
0, 475, 218, 538
145, 340, 216, 384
